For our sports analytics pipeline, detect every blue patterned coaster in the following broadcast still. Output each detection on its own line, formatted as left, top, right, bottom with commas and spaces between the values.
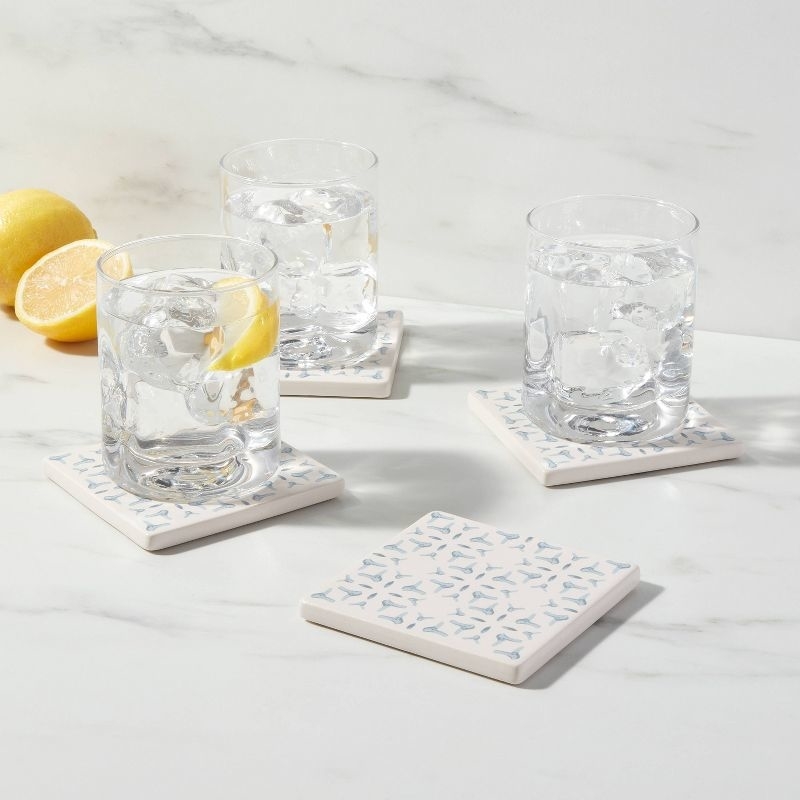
469, 387, 743, 486
44, 443, 344, 551
301, 511, 639, 684
279, 310, 403, 398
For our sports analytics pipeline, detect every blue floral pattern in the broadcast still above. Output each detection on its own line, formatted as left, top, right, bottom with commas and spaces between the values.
304, 512, 637, 678
470, 388, 742, 482
46, 443, 343, 537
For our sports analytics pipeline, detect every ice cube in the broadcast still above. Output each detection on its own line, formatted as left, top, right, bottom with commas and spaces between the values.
526, 317, 549, 361
561, 249, 612, 285
99, 338, 130, 428
610, 254, 653, 284
225, 189, 264, 220
162, 326, 209, 354
263, 220, 327, 275
533, 245, 596, 283
553, 331, 650, 401
314, 262, 377, 330
618, 267, 693, 331
167, 296, 216, 329
643, 248, 694, 279
612, 300, 660, 329
326, 208, 371, 264
542, 254, 573, 278
258, 198, 316, 226
561, 282, 614, 330
185, 368, 264, 425
103, 286, 149, 322
119, 326, 170, 389
281, 271, 322, 319
141, 307, 169, 327
290, 187, 363, 221
610, 335, 648, 368
163, 273, 212, 291
119, 323, 202, 391
185, 373, 227, 425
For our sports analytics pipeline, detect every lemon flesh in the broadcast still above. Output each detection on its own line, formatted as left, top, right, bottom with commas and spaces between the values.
208, 276, 279, 371
14, 240, 117, 342
0, 189, 96, 305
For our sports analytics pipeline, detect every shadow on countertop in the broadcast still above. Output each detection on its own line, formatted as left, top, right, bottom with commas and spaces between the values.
155, 447, 503, 554
264, 446, 503, 534
695, 395, 800, 468
45, 338, 98, 357
520, 580, 664, 690
390, 317, 522, 399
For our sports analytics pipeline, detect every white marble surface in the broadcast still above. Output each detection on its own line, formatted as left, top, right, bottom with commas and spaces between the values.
2, 1, 799, 338
1, 296, 798, 799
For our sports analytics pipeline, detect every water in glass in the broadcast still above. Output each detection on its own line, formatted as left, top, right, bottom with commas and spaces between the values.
99, 268, 280, 501
523, 235, 695, 443
224, 185, 377, 365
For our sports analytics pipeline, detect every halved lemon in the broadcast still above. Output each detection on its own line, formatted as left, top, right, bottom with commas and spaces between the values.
208, 276, 279, 371
0, 188, 97, 306
14, 239, 121, 342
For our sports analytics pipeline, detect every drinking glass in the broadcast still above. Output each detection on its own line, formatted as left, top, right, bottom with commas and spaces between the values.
97, 234, 281, 501
220, 138, 378, 367
523, 195, 698, 444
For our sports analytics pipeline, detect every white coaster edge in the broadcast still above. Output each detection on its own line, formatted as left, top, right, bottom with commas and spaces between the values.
517, 565, 640, 681
300, 510, 641, 685
469, 388, 744, 487
301, 565, 640, 684
44, 445, 345, 551
280, 310, 404, 399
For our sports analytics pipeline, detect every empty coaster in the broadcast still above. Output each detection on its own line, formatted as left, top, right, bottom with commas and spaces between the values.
44, 443, 344, 551
301, 512, 639, 685
280, 310, 403, 398
469, 387, 743, 486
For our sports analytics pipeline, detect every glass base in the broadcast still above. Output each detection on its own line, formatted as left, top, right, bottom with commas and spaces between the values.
103, 430, 281, 503
279, 317, 378, 368
522, 387, 688, 446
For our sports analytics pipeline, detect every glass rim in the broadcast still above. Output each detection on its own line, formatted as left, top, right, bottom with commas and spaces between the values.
526, 194, 700, 252
97, 233, 278, 295
219, 137, 379, 187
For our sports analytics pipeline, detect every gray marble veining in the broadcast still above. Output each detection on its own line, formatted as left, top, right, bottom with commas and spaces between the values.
3, 1, 798, 337
1, 296, 798, 798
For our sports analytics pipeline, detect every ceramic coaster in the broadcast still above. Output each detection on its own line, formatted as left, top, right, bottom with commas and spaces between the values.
301, 511, 639, 685
44, 443, 344, 551
279, 310, 403, 398
468, 387, 744, 487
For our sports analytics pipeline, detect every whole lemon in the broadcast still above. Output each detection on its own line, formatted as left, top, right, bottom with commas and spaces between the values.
0, 189, 96, 306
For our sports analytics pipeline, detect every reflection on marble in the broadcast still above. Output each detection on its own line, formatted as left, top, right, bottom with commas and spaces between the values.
2, 2, 798, 338
0, 296, 798, 799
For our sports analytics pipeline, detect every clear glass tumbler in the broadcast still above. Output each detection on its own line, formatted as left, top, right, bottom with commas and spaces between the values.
523, 195, 698, 444
97, 234, 281, 501
220, 138, 378, 367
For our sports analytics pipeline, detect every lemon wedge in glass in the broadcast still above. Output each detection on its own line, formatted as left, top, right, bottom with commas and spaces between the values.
208, 276, 279, 371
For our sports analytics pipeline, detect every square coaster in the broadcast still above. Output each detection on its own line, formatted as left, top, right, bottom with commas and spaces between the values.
279, 310, 403, 398
44, 443, 344, 551
468, 387, 744, 486
301, 512, 639, 684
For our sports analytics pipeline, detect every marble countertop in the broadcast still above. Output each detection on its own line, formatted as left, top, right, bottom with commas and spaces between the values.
1, 296, 798, 799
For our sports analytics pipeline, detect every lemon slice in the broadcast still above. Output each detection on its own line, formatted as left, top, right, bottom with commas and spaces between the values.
208, 276, 279, 371
14, 239, 120, 342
